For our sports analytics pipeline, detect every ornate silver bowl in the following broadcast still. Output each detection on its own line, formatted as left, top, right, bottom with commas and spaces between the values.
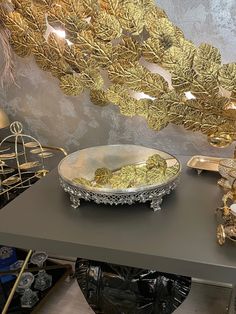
58, 145, 181, 211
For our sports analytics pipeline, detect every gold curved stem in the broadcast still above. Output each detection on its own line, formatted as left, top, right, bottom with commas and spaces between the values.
2, 249, 33, 314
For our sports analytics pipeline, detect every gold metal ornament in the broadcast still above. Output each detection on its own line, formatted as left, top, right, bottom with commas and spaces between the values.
73, 153, 178, 190
1, 0, 236, 144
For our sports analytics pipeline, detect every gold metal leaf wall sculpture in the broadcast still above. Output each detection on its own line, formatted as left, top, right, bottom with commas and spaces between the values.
1, 0, 236, 145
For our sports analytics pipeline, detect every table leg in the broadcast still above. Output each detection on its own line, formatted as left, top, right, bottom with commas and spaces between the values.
228, 286, 236, 314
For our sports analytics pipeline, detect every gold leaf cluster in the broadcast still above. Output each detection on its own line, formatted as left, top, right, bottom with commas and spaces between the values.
1, 0, 236, 142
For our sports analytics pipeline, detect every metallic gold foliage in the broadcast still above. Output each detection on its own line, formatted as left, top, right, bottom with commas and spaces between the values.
92, 11, 122, 41
113, 36, 141, 63
90, 90, 109, 106
146, 18, 181, 49
193, 44, 221, 77
219, 63, 236, 92
142, 38, 164, 64
5, 12, 29, 36
2, 0, 236, 142
48, 32, 65, 57
9, 34, 31, 57
60, 74, 84, 96
64, 15, 89, 42
47, 3, 68, 28
99, 0, 120, 16
117, 2, 144, 35
79, 68, 104, 90
21, 6, 47, 33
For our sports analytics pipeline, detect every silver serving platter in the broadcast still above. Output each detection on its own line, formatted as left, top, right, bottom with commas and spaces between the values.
58, 145, 181, 211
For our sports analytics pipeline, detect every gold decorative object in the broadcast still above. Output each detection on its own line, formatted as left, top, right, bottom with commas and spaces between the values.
187, 155, 225, 174
0, 0, 235, 144
73, 153, 174, 189
0, 121, 67, 201
59, 144, 181, 211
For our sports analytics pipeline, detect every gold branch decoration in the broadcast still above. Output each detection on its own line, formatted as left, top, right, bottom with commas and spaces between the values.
0, 0, 236, 146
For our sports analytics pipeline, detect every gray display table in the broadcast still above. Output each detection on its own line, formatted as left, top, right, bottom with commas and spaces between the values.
0, 156, 236, 286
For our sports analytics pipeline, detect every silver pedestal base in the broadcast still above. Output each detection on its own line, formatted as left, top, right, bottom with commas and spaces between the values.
60, 178, 178, 212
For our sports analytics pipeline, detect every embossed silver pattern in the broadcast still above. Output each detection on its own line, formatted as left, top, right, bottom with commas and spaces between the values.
58, 145, 181, 211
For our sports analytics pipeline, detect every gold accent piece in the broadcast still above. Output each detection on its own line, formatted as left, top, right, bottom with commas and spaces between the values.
187, 155, 224, 173
2, 250, 33, 314
2, 175, 21, 186
1, 0, 236, 144
38, 151, 54, 158
24, 141, 39, 148
19, 161, 41, 170
73, 154, 179, 189
30, 147, 49, 154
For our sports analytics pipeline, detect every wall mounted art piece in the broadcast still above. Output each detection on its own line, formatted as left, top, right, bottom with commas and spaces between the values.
0, 0, 235, 147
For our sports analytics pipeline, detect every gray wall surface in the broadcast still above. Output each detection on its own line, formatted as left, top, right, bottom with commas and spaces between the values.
0, 0, 235, 156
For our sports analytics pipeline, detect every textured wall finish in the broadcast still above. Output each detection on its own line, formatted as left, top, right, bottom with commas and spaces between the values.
0, 0, 235, 156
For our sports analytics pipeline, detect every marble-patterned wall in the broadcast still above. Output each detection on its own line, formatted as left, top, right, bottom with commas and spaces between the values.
0, 0, 235, 156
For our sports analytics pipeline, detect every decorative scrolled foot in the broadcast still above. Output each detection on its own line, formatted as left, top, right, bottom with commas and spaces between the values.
150, 197, 163, 212
70, 195, 80, 209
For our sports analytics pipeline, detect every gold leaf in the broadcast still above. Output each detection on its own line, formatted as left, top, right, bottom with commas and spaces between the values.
33, 41, 59, 70
5, 12, 29, 36
90, 90, 109, 106
191, 74, 219, 99
142, 38, 164, 64
92, 40, 113, 67
135, 99, 150, 118
50, 59, 72, 78
113, 36, 141, 63
48, 3, 67, 28
141, 72, 168, 97
147, 100, 169, 131
65, 15, 89, 43
145, 18, 179, 49
48, 32, 66, 57
33, 0, 54, 7
218, 63, 236, 92
106, 84, 130, 104
162, 40, 195, 71
193, 43, 221, 75
9, 34, 31, 57
171, 67, 194, 92
99, 0, 120, 15
118, 98, 136, 117
92, 11, 122, 41
22, 6, 47, 33
78, 68, 104, 90
81, 0, 99, 17
60, 74, 84, 96
117, 2, 144, 35
63, 44, 82, 70
76, 30, 95, 52
144, 5, 167, 27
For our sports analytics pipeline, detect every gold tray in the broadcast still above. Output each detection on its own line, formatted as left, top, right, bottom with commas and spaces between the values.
187, 155, 224, 172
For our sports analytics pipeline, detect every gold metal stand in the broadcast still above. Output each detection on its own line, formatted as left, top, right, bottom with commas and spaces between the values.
2, 249, 32, 314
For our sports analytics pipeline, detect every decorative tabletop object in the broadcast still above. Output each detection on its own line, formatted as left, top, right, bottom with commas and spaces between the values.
0, 0, 235, 146
59, 144, 181, 211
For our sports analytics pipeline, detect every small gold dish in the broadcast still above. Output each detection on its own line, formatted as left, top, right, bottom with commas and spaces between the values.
2, 176, 21, 186
0, 167, 15, 175
38, 152, 53, 158
19, 161, 41, 170
24, 141, 39, 148
30, 148, 48, 154
0, 152, 17, 160
187, 155, 224, 172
